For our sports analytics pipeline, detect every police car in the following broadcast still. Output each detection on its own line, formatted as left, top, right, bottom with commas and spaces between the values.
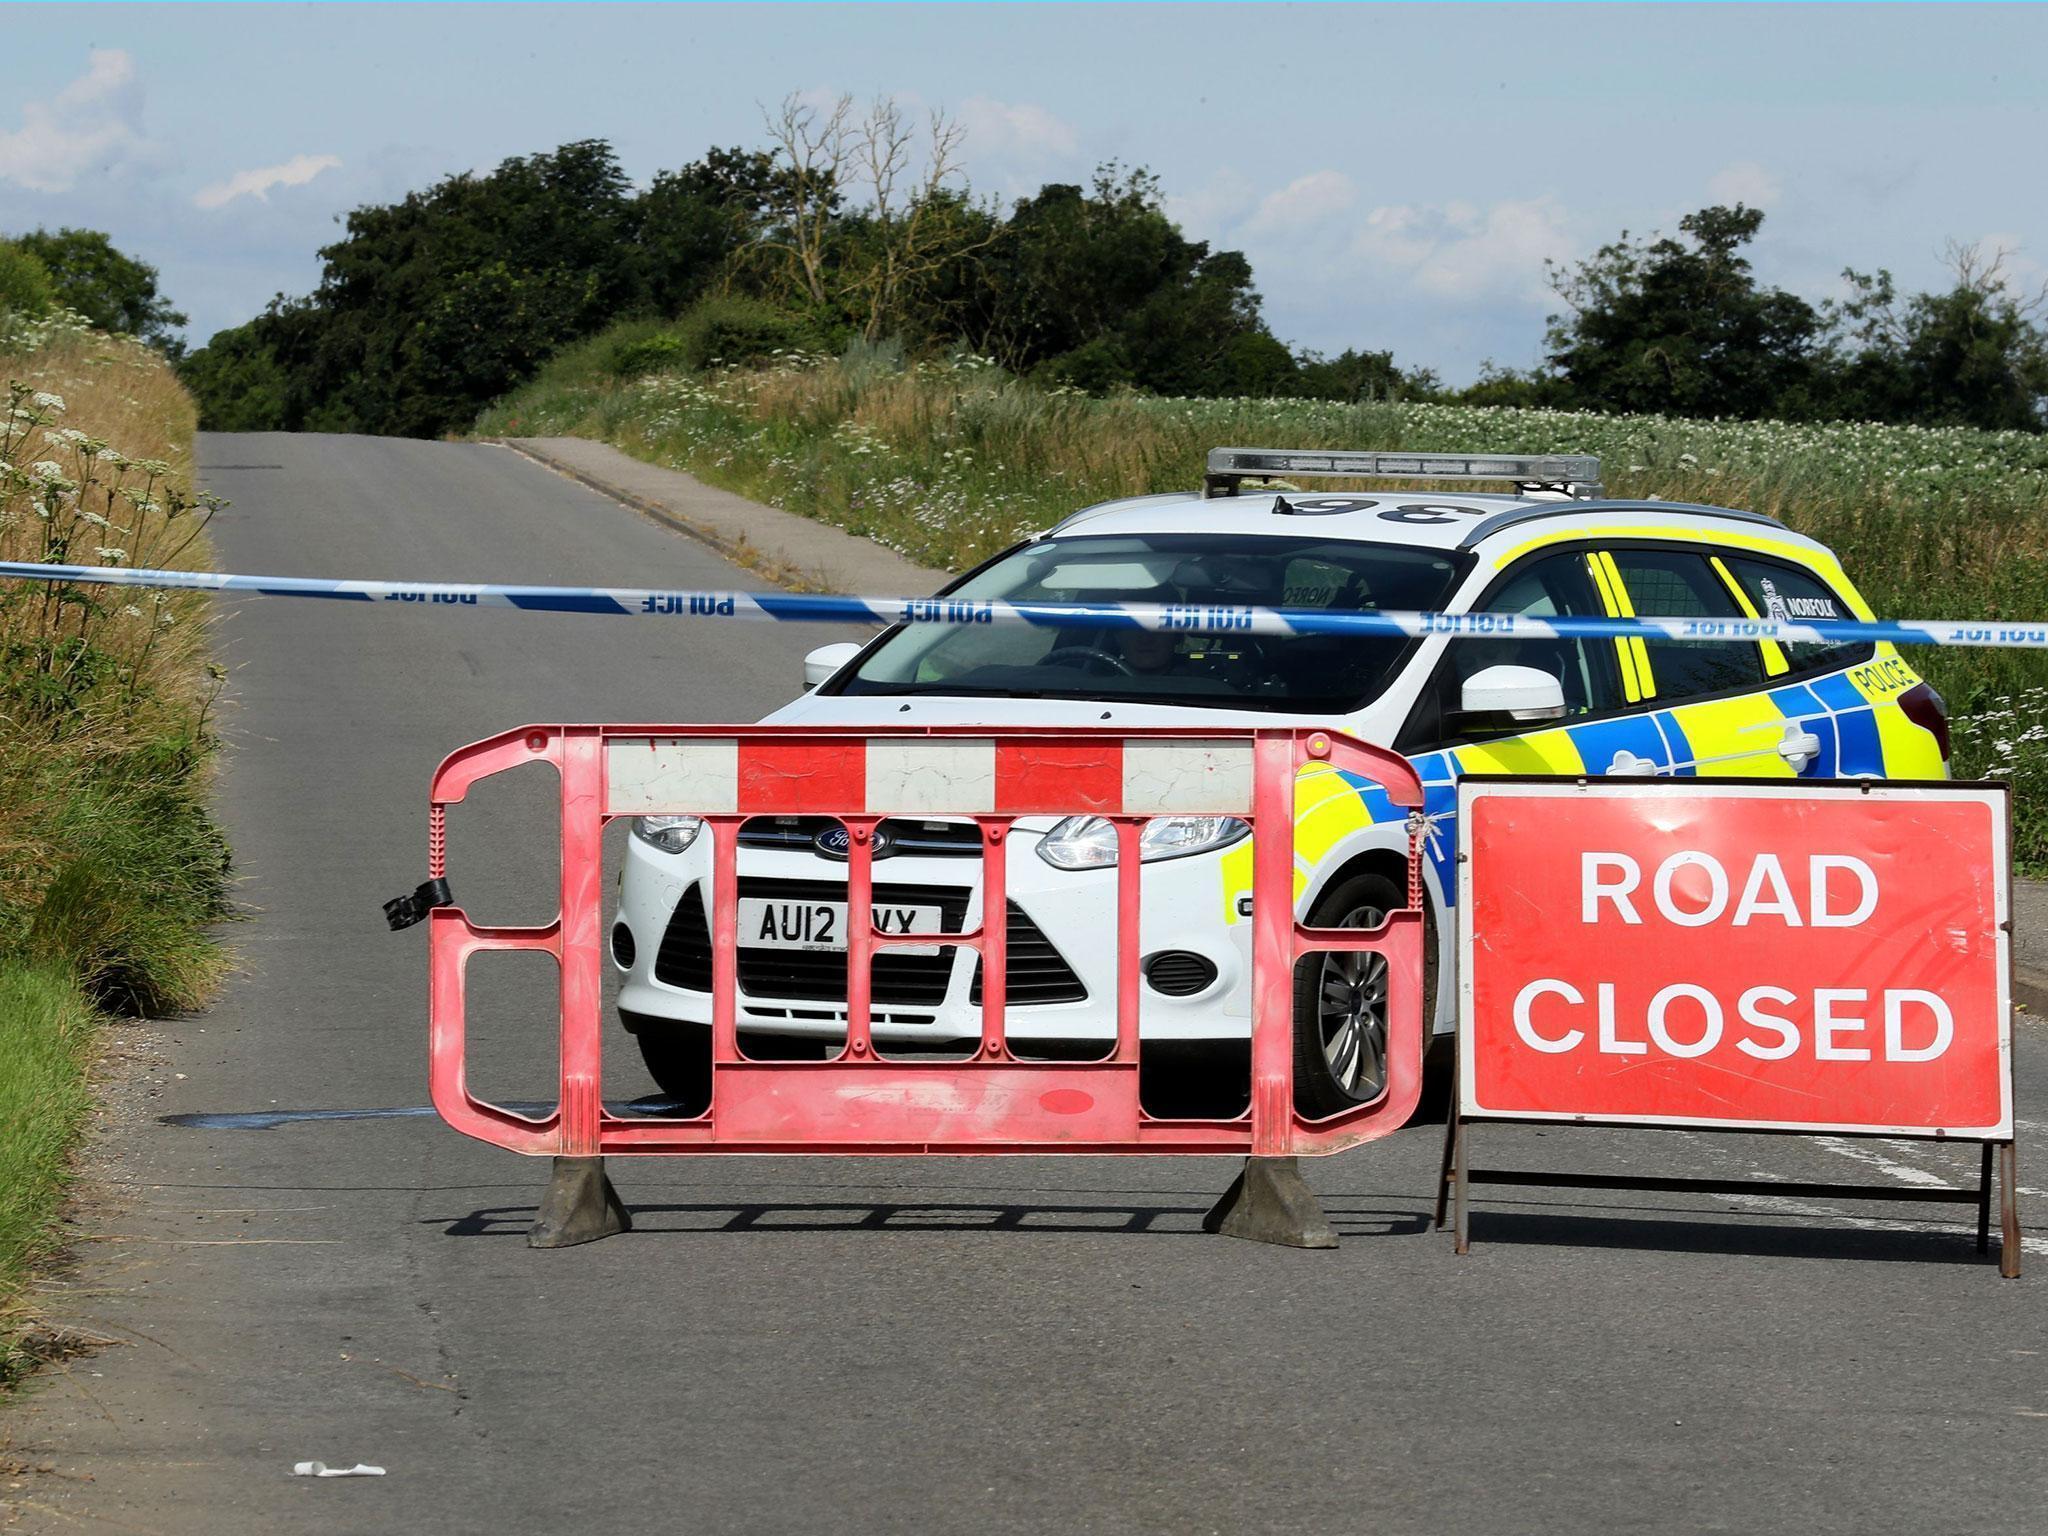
611, 448, 1950, 1114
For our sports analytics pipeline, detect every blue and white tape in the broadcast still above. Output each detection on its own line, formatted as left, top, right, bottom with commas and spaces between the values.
6, 558, 2048, 650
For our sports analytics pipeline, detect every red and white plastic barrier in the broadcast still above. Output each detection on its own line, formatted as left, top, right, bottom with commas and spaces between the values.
424, 724, 1426, 1161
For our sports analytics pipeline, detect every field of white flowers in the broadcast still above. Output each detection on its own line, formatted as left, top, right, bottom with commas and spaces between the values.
479, 346, 2048, 863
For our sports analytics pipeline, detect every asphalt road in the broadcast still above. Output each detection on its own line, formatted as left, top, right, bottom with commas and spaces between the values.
8, 433, 2047, 1535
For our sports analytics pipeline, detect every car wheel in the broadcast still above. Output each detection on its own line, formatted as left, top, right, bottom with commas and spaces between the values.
1292, 870, 1423, 1118
631, 1019, 711, 1115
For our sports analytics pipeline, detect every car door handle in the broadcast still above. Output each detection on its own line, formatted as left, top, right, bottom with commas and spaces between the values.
1605, 749, 1660, 777
1777, 723, 1823, 773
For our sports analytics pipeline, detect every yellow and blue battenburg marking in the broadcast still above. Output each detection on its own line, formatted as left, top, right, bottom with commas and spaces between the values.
1223, 645, 1942, 919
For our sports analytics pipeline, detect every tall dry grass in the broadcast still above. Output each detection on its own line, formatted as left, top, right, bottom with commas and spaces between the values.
0, 312, 229, 1383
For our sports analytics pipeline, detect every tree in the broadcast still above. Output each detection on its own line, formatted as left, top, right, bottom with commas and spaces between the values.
1296, 347, 1440, 403
758, 94, 855, 311
175, 319, 288, 430
12, 228, 186, 352
961, 166, 1291, 396
756, 94, 995, 342
0, 239, 56, 318
1544, 205, 1822, 419
630, 147, 783, 316
301, 140, 639, 435
1821, 243, 2048, 432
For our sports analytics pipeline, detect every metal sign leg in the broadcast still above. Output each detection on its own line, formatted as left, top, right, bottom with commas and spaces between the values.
1433, 1057, 1460, 1231
1203, 1157, 1338, 1249
529, 1155, 632, 1249
1978, 1143, 1994, 1254
1433, 1115, 1457, 1231
2000, 1141, 2023, 1280
1452, 1119, 1471, 1256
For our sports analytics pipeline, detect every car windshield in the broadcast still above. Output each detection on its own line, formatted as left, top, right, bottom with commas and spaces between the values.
836, 532, 1466, 713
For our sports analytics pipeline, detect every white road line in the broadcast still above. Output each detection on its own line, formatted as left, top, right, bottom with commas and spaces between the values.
1712, 1186, 2048, 1257
1730, 1135, 2048, 1256
1811, 1135, 1962, 1188
1852, 1134, 2048, 1199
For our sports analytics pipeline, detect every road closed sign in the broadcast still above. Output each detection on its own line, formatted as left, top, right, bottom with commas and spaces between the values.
1457, 778, 2012, 1138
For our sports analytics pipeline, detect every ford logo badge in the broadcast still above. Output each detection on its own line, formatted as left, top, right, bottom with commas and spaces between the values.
813, 825, 889, 860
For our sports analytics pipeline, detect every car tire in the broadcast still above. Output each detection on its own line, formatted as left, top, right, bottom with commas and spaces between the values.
630, 1018, 712, 1115
1292, 869, 1431, 1118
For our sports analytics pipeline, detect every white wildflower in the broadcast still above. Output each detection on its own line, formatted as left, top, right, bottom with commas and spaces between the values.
96, 547, 128, 564
29, 460, 70, 486
121, 602, 143, 618
31, 391, 65, 413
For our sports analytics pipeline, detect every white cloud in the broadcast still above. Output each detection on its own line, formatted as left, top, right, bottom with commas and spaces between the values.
957, 97, 1078, 162
1244, 170, 1357, 236
194, 153, 343, 211
1163, 168, 1258, 242
1706, 161, 1783, 210
953, 96, 1082, 203
1348, 197, 1574, 302
0, 49, 167, 193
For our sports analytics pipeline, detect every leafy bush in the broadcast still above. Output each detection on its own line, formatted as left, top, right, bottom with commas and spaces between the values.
671, 296, 819, 372
0, 241, 55, 319
609, 329, 692, 379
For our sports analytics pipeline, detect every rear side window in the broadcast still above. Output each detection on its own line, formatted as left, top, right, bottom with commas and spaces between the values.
1608, 550, 1764, 700
1719, 556, 1870, 674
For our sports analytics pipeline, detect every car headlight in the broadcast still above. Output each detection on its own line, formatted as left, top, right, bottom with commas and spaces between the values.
631, 814, 703, 854
1034, 815, 1249, 871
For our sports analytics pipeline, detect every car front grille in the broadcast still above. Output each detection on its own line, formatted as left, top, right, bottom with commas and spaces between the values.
736, 816, 985, 858
652, 878, 1086, 1008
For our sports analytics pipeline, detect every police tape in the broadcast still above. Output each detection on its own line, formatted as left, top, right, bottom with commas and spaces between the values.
7, 557, 2048, 650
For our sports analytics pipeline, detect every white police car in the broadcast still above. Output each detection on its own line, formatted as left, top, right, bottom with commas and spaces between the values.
612, 448, 1948, 1114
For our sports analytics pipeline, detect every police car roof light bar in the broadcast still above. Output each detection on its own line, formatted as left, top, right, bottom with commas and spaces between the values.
1203, 447, 1604, 501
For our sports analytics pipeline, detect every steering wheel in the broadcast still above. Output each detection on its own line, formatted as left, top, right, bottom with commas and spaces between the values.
1043, 644, 1136, 677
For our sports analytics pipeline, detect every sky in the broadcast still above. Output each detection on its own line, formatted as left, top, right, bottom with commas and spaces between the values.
2, 3, 2044, 385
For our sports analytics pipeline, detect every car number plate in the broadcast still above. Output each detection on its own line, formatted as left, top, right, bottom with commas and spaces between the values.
737, 898, 945, 956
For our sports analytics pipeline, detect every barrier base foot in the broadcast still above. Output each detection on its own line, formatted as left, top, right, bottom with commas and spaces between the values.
529, 1156, 632, 1249
1202, 1156, 1337, 1249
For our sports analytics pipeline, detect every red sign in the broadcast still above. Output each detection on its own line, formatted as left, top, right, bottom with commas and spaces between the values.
1458, 780, 2012, 1137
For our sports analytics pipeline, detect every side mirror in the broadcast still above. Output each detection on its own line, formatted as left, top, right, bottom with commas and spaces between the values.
803, 641, 863, 690
1455, 664, 1567, 730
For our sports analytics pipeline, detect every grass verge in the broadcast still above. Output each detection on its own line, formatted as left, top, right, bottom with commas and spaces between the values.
481, 336, 2048, 864
0, 965, 96, 1383
0, 310, 230, 1386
